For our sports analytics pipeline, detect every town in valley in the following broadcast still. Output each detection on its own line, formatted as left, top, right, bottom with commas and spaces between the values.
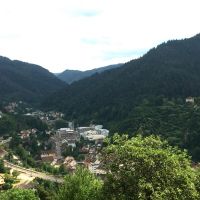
0, 101, 109, 189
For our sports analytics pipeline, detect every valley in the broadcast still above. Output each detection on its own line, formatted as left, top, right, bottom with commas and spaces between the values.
1, 34, 200, 199
0, 101, 108, 191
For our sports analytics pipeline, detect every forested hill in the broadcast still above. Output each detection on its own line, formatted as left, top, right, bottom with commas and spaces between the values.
57, 63, 123, 84
43, 34, 200, 124
0, 56, 66, 104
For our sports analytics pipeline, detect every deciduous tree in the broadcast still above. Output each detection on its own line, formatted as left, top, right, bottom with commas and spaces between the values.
0, 189, 39, 200
56, 167, 102, 200
102, 134, 199, 200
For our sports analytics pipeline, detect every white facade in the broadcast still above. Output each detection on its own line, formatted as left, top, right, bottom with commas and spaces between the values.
79, 126, 109, 141
186, 97, 194, 103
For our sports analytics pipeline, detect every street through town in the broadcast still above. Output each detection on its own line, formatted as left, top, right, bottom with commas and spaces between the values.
4, 160, 64, 183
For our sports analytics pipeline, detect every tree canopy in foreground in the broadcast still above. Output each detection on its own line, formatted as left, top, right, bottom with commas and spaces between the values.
55, 167, 102, 200
0, 189, 39, 200
101, 134, 200, 200
1, 135, 200, 200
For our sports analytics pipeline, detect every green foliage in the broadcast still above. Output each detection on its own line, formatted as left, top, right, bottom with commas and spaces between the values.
43, 34, 200, 123
0, 159, 5, 173
2, 174, 16, 190
2, 136, 200, 200
12, 170, 20, 178
0, 115, 16, 135
0, 114, 47, 137
101, 134, 199, 200
195, 168, 200, 195
13, 114, 48, 132
34, 178, 59, 200
2, 183, 12, 190
11, 144, 36, 167
47, 96, 200, 162
54, 119, 68, 129
39, 163, 60, 175
58, 164, 68, 175
62, 144, 81, 160
6, 151, 14, 162
0, 56, 66, 104
4, 174, 15, 185
7, 115, 49, 167
0, 189, 39, 200
56, 167, 103, 200
9, 134, 22, 148
24, 116, 48, 131
108, 99, 200, 162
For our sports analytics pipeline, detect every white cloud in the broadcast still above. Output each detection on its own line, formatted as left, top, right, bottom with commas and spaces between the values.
0, 0, 199, 72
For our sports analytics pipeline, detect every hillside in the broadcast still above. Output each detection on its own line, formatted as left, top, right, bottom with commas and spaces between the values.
43, 34, 200, 126
0, 56, 66, 104
57, 64, 123, 84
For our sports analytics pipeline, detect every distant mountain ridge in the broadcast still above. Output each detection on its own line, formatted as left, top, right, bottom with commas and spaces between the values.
57, 63, 123, 84
0, 56, 66, 104
43, 33, 200, 127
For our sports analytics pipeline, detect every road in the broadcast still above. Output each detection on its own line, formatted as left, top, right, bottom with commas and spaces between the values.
4, 160, 64, 183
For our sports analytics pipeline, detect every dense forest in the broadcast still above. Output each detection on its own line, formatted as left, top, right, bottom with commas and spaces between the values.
0, 56, 66, 104
0, 114, 47, 134
43, 34, 200, 118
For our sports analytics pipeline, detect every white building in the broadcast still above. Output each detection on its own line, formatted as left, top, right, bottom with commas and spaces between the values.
63, 156, 77, 171
77, 127, 94, 133
57, 128, 78, 138
56, 128, 79, 147
79, 125, 109, 142
186, 97, 194, 103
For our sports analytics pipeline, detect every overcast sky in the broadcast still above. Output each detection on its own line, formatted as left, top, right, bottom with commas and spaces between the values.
0, 0, 199, 72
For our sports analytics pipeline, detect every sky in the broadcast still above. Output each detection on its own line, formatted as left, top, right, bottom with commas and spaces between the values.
0, 0, 200, 73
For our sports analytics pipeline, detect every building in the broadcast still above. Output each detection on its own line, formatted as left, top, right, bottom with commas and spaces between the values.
19, 129, 37, 139
52, 128, 79, 159
4, 102, 18, 113
80, 128, 109, 142
56, 128, 79, 147
67, 139, 76, 148
79, 146, 89, 153
77, 127, 94, 134
41, 151, 56, 163
0, 149, 7, 158
63, 156, 77, 172
78, 125, 109, 141
186, 97, 194, 103
68, 121, 74, 130
57, 128, 79, 140
88, 160, 106, 176
20, 130, 31, 139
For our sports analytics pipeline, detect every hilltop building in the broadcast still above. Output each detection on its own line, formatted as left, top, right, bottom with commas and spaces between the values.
186, 97, 194, 103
